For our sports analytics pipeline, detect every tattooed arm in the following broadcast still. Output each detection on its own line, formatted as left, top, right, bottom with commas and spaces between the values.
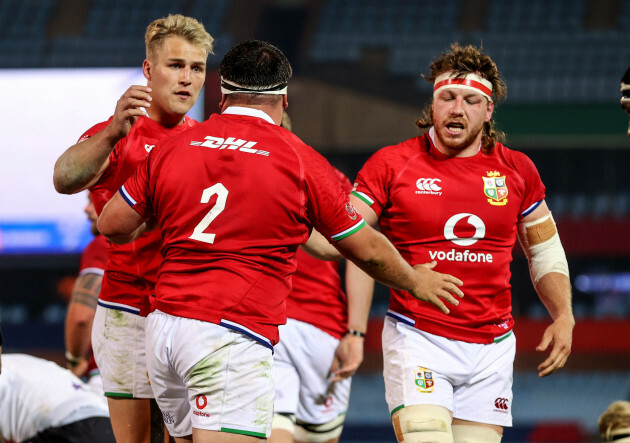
64, 272, 102, 376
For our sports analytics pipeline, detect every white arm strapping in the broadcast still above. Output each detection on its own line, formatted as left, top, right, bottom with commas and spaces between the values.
517, 212, 569, 285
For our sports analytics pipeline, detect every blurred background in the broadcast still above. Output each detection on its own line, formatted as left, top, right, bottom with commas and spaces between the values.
1, 0, 629, 441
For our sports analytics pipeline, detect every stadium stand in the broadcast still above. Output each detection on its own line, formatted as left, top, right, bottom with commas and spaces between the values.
307, 0, 630, 103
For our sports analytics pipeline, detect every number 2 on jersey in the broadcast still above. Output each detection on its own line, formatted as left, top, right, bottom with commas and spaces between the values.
189, 183, 228, 244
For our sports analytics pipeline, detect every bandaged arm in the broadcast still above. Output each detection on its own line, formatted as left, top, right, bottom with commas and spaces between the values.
518, 211, 569, 285
517, 203, 573, 321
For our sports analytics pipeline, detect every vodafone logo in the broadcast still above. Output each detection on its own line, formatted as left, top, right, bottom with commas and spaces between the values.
194, 395, 211, 417
428, 213, 493, 263
415, 178, 442, 195
444, 213, 485, 246
196, 395, 207, 409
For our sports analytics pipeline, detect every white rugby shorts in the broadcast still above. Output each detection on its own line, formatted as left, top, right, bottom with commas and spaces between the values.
91, 304, 153, 398
382, 315, 515, 427
274, 318, 351, 425
145, 310, 275, 438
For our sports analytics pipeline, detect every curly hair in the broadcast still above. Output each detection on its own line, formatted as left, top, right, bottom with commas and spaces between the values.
599, 401, 630, 441
416, 43, 507, 153
145, 14, 214, 61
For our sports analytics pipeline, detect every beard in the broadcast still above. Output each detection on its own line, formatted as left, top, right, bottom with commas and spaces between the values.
434, 120, 485, 153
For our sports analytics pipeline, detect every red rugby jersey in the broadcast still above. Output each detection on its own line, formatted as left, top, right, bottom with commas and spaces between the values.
76, 234, 107, 374
121, 108, 365, 346
78, 234, 107, 277
286, 169, 353, 339
79, 115, 198, 315
353, 129, 545, 344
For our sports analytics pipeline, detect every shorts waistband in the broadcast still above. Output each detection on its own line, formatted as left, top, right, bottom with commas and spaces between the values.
97, 300, 141, 315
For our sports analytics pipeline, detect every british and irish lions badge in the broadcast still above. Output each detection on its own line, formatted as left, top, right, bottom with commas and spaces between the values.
483, 171, 508, 206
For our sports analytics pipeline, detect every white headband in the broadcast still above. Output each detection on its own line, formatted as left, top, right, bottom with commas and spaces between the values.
221, 77, 288, 95
434, 72, 493, 102
605, 428, 630, 443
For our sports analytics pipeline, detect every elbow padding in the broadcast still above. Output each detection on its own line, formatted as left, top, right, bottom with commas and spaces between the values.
518, 213, 569, 284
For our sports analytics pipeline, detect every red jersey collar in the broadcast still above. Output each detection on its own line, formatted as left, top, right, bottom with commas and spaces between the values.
223, 106, 275, 125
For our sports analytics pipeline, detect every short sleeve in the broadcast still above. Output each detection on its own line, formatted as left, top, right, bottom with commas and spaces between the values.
78, 235, 107, 276
352, 147, 396, 218
302, 149, 365, 242
119, 152, 155, 219
511, 151, 546, 217
77, 119, 110, 144
333, 167, 353, 194
77, 116, 120, 169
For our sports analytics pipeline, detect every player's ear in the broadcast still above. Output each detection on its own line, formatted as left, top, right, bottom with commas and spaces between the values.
142, 59, 152, 81
485, 100, 494, 122
282, 95, 288, 109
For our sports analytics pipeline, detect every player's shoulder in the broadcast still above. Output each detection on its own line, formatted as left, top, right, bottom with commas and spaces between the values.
78, 116, 114, 143
367, 135, 425, 167
267, 124, 323, 162
271, 123, 310, 148
491, 142, 537, 171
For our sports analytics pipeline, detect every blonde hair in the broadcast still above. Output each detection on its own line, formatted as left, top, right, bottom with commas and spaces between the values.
145, 14, 214, 61
599, 401, 630, 441
416, 42, 507, 153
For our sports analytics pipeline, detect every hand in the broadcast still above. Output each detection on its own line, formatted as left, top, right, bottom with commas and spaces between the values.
329, 333, 364, 382
66, 357, 89, 378
409, 261, 464, 314
109, 85, 152, 140
536, 315, 574, 377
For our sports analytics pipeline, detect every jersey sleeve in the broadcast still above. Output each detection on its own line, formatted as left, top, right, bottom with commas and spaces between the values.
351, 146, 395, 217
119, 151, 155, 219
76, 119, 110, 144
76, 117, 122, 169
511, 151, 546, 217
302, 149, 365, 242
78, 235, 108, 276
333, 167, 353, 194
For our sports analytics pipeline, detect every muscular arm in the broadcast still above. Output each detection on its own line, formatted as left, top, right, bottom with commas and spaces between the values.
534, 272, 573, 377
335, 223, 463, 314
301, 229, 342, 260
53, 129, 116, 194
341, 194, 463, 313
519, 201, 574, 377
302, 195, 380, 261
330, 261, 374, 381
64, 272, 102, 376
97, 191, 148, 244
53, 85, 152, 194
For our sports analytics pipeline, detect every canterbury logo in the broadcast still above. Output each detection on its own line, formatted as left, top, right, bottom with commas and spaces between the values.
416, 178, 442, 192
494, 398, 509, 410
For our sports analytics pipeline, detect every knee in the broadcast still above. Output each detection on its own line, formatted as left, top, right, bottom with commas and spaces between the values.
392, 405, 453, 443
